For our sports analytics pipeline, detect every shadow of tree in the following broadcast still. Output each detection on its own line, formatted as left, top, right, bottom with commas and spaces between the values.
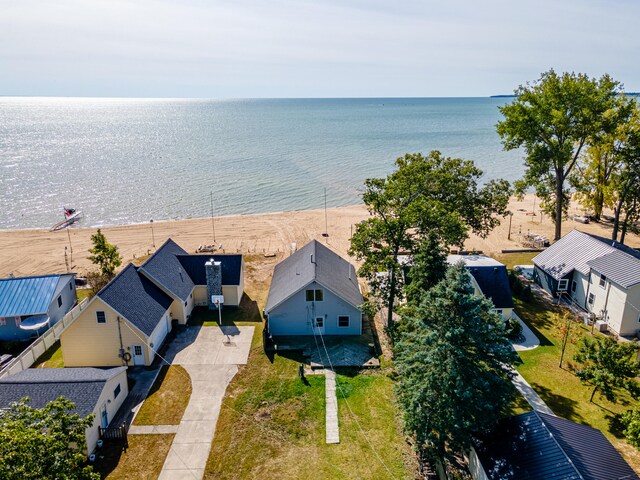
530, 382, 581, 421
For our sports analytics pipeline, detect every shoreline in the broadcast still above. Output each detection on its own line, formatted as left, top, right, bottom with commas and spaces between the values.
1, 196, 638, 278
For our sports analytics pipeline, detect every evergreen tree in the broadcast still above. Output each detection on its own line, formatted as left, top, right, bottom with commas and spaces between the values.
394, 264, 517, 462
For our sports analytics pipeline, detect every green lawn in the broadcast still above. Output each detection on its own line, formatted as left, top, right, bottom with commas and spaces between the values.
514, 294, 640, 471
204, 256, 417, 479
492, 251, 538, 269
133, 365, 192, 426
33, 340, 64, 368
77, 288, 93, 303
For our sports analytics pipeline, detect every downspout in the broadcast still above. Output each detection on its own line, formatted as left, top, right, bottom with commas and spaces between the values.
602, 280, 612, 330
584, 270, 593, 312
117, 316, 127, 366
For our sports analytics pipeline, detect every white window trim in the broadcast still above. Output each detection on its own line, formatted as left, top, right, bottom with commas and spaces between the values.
558, 278, 569, 291
338, 315, 350, 328
588, 293, 595, 305
314, 317, 324, 328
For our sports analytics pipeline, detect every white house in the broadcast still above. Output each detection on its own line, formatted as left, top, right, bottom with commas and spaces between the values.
264, 240, 363, 336
533, 229, 640, 336
0, 367, 129, 453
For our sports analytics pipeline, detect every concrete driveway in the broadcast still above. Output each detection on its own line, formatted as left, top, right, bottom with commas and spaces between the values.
158, 325, 254, 480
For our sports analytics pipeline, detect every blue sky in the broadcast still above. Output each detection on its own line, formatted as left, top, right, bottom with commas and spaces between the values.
1, 0, 638, 97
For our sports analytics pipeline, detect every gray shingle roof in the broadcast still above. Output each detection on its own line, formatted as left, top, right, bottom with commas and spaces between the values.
0, 367, 126, 418
533, 230, 619, 280
177, 254, 243, 286
265, 240, 362, 312
587, 250, 640, 288
447, 255, 514, 309
98, 264, 173, 336
474, 411, 638, 480
139, 239, 194, 302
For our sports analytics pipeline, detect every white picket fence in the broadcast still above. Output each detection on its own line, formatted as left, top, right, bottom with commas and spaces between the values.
0, 298, 89, 379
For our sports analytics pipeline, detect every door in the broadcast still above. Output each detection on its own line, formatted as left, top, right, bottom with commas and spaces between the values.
100, 404, 108, 428
132, 344, 145, 366
313, 317, 325, 335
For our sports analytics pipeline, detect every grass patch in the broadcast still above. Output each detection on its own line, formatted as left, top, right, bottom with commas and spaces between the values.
32, 340, 64, 368
77, 288, 93, 303
492, 251, 538, 269
514, 294, 640, 471
92, 434, 174, 479
205, 256, 416, 479
133, 365, 192, 426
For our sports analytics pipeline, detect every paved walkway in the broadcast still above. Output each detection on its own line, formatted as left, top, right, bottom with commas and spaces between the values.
157, 325, 254, 480
511, 312, 541, 351
511, 368, 555, 416
110, 367, 161, 429
325, 369, 340, 444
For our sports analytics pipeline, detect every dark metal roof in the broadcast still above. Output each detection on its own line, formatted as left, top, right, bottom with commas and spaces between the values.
98, 264, 173, 336
0, 367, 126, 418
139, 239, 194, 301
474, 411, 639, 480
448, 255, 514, 309
177, 254, 243, 286
0, 274, 75, 317
587, 250, 640, 289
265, 240, 362, 312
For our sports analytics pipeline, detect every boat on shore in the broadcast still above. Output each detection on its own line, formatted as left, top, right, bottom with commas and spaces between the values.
50, 208, 82, 231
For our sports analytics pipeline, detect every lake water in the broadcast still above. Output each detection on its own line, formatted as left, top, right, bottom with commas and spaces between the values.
0, 97, 523, 230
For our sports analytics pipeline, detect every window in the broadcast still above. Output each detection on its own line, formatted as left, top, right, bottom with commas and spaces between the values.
134, 345, 143, 356
494, 309, 503, 317
96, 311, 106, 324
588, 293, 595, 306
305, 289, 324, 302
571, 281, 577, 293
114, 384, 121, 399
0, 318, 5, 326
314, 317, 324, 328
57, 295, 62, 308
558, 279, 569, 291
338, 315, 350, 327
69, 282, 73, 291
184, 301, 187, 307
599, 274, 607, 288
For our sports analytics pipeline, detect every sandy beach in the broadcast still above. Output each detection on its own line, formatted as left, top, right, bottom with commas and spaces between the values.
1, 194, 638, 278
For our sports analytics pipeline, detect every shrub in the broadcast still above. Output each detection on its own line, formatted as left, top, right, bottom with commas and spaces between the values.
621, 410, 640, 448
506, 316, 523, 340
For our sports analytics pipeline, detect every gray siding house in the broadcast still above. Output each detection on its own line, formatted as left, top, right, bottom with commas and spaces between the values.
265, 240, 363, 336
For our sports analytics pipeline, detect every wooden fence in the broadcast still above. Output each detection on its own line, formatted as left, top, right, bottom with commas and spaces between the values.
0, 298, 88, 379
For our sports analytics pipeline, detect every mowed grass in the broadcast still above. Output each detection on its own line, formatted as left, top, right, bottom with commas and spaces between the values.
93, 434, 174, 480
204, 256, 416, 479
492, 251, 538, 269
133, 365, 192, 426
514, 294, 640, 470
32, 340, 64, 368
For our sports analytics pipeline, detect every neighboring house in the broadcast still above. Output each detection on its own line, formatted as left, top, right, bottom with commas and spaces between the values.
0, 367, 128, 453
447, 255, 514, 320
0, 274, 77, 341
60, 239, 243, 367
533, 229, 640, 336
264, 240, 363, 336
469, 410, 638, 480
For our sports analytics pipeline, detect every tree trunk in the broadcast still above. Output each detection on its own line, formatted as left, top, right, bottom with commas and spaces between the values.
387, 264, 397, 336
590, 386, 598, 403
594, 189, 603, 221
612, 197, 624, 242
554, 170, 564, 241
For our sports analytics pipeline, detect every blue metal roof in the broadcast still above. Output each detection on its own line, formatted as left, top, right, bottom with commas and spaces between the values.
0, 275, 71, 317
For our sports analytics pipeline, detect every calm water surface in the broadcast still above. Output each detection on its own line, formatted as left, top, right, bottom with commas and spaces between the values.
0, 97, 523, 229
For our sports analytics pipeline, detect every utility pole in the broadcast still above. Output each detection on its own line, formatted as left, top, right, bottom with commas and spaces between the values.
507, 211, 513, 240
150, 219, 156, 249
210, 191, 216, 243
66, 226, 73, 265
322, 187, 328, 240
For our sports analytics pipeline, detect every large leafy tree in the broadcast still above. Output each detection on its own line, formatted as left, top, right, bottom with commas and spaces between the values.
349, 151, 510, 332
88, 228, 122, 279
394, 263, 517, 462
574, 336, 640, 403
0, 397, 98, 480
497, 70, 624, 240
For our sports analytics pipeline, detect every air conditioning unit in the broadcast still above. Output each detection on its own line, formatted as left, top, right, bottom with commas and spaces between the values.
595, 320, 608, 333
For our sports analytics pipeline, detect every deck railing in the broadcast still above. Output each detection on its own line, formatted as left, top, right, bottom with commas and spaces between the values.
0, 297, 89, 379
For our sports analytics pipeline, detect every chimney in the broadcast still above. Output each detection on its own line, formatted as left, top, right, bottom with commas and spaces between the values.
205, 259, 222, 310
